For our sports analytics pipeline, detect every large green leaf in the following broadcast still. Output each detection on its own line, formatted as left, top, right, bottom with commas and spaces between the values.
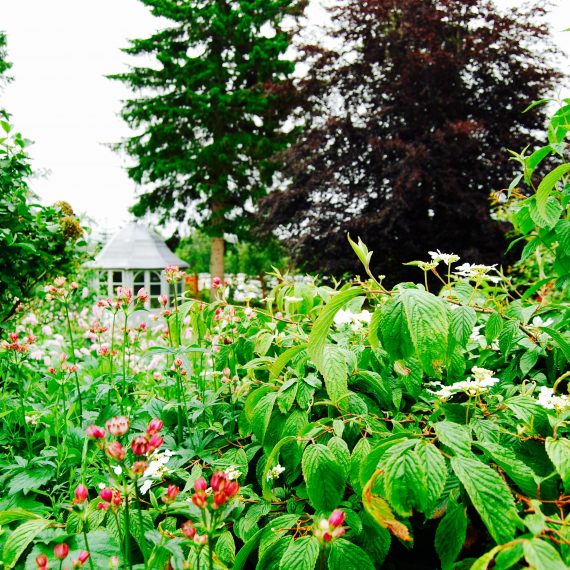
545, 437, 570, 492
328, 539, 375, 570
523, 538, 568, 570
451, 456, 518, 544
434, 421, 472, 456
321, 345, 349, 406
450, 305, 477, 347
416, 441, 447, 513
252, 392, 278, 444
302, 444, 346, 511
307, 287, 364, 371
401, 288, 449, 375
434, 497, 467, 570
477, 442, 538, 497
378, 296, 414, 361
536, 163, 570, 218
3, 518, 52, 569
279, 536, 320, 570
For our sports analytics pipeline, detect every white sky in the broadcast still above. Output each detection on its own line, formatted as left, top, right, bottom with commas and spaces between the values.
1, 0, 569, 233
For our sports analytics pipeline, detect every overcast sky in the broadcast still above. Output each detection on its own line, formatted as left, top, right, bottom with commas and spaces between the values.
1, 1, 569, 233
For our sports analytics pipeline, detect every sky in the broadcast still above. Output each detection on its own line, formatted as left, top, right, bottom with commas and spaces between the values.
1, 0, 570, 234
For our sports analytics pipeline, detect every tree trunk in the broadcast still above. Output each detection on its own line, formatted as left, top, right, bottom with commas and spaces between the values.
210, 236, 225, 300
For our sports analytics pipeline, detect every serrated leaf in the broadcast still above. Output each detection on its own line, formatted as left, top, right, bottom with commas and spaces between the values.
523, 538, 568, 570
368, 306, 382, 350
416, 442, 447, 513
328, 539, 375, 570
434, 421, 472, 456
536, 163, 570, 218
451, 456, 518, 544
327, 437, 350, 479
401, 288, 449, 375
450, 306, 477, 347
257, 536, 292, 570
252, 392, 277, 444
530, 196, 563, 228
383, 446, 425, 517
378, 296, 414, 361
350, 438, 372, 495
362, 470, 412, 542
321, 345, 349, 405
477, 442, 538, 497
307, 287, 364, 371
302, 444, 346, 511
7, 467, 55, 495
269, 345, 307, 380
434, 497, 467, 570
545, 437, 570, 493
3, 518, 52, 568
485, 312, 504, 343
279, 536, 319, 570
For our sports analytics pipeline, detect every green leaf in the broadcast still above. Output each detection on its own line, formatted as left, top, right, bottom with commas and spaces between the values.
541, 326, 570, 361
450, 305, 477, 347
328, 539, 375, 570
279, 536, 320, 570
3, 518, 52, 568
302, 444, 346, 511
434, 421, 472, 456
0, 509, 43, 526
377, 296, 414, 361
536, 163, 570, 219
530, 196, 563, 228
451, 456, 518, 544
257, 537, 292, 570
401, 288, 449, 375
321, 345, 349, 406
545, 437, 570, 493
416, 442, 447, 513
434, 497, 467, 570
350, 438, 372, 495
523, 538, 568, 570
368, 306, 382, 350
269, 345, 307, 380
7, 467, 55, 495
216, 531, 236, 566
485, 312, 504, 343
307, 287, 364, 372
251, 392, 277, 445
477, 442, 538, 497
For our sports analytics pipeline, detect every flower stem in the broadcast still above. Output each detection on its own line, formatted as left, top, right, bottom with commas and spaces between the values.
64, 302, 83, 418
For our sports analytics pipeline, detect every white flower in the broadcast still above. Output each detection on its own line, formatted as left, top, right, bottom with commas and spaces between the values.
454, 263, 501, 283
429, 250, 460, 265
42, 325, 53, 336
224, 466, 242, 481
531, 316, 554, 329
334, 309, 372, 330
139, 479, 153, 495
81, 287, 89, 299
284, 296, 303, 303
29, 350, 43, 360
470, 325, 484, 342
266, 464, 286, 481
113, 465, 123, 476
429, 366, 499, 400
536, 386, 570, 412
98, 482, 106, 490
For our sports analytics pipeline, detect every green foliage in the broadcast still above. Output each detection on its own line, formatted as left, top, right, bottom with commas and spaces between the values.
0, 116, 85, 330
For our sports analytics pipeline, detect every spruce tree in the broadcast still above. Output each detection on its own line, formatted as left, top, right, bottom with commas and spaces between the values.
258, 0, 561, 283
111, 0, 304, 288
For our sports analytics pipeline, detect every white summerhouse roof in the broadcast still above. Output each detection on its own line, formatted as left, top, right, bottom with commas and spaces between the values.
90, 222, 189, 270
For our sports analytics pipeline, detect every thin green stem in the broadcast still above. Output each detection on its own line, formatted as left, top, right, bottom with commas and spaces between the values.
14, 361, 32, 457
123, 480, 132, 570
108, 311, 117, 408
64, 302, 83, 418
82, 526, 96, 570
134, 482, 147, 562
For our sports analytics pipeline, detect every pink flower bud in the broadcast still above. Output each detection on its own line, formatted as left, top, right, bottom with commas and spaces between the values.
158, 294, 168, 306
8, 332, 18, 342
212, 277, 222, 289
328, 509, 346, 528
76, 550, 90, 565
194, 534, 208, 546
210, 471, 226, 492
106, 441, 126, 461
100, 487, 113, 502
192, 491, 207, 508
146, 418, 164, 435
106, 416, 130, 436
131, 435, 149, 456
54, 542, 70, 560
193, 477, 207, 492
222, 367, 231, 377
132, 461, 148, 476
173, 357, 183, 368
70, 282, 79, 290
136, 288, 150, 303
162, 484, 179, 504
86, 425, 106, 439
147, 434, 163, 452
181, 521, 196, 538
36, 554, 48, 568
74, 483, 88, 503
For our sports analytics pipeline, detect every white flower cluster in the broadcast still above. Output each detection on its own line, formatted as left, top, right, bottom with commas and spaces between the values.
333, 308, 372, 331
429, 366, 499, 400
139, 449, 175, 494
429, 250, 460, 265
224, 466, 242, 481
266, 464, 285, 481
454, 263, 502, 284
536, 386, 570, 412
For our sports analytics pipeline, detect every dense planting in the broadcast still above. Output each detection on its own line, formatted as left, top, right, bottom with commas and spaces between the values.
0, 107, 569, 570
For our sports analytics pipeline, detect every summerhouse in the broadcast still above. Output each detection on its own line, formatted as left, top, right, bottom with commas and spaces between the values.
89, 222, 189, 308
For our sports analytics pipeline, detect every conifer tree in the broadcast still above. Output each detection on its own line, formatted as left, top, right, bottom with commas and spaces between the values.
111, 0, 304, 288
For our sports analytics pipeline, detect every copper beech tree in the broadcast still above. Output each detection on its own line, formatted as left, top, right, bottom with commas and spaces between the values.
258, 0, 562, 283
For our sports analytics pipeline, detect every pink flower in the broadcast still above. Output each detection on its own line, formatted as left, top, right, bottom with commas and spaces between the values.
146, 418, 164, 435
131, 435, 149, 456
36, 554, 48, 568
106, 416, 130, 437
328, 509, 346, 527
181, 521, 196, 538
106, 441, 126, 461
162, 484, 179, 504
54, 542, 70, 560
212, 277, 222, 289
194, 477, 207, 492
158, 294, 168, 306
173, 357, 183, 368
86, 425, 106, 439
136, 288, 150, 303
147, 434, 163, 452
